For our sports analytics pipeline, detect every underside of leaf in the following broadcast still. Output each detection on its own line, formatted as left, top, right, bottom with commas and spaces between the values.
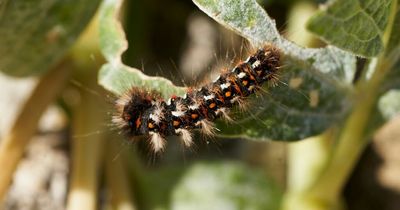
193, 0, 356, 141
97, 0, 186, 99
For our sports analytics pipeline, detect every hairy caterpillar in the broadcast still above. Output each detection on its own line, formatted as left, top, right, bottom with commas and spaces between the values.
113, 45, 281, 153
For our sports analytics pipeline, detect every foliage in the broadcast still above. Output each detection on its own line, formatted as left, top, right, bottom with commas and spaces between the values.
0, 0, 100, 76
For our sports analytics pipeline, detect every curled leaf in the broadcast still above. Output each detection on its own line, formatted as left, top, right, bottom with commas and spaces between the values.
97, 0, 186, 98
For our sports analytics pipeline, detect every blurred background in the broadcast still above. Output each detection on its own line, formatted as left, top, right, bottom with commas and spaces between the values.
0, 0, 400, 210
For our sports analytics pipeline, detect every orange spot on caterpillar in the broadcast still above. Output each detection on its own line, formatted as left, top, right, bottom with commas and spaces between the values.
209, 102, 216, 109
148, 122, 155, 129
191, 113, 199, 119
173, 120, 180, 127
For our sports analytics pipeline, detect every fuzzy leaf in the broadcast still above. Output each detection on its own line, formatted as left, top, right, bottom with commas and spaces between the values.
0, 0, 100, 77
307, 0, 392, 57
171, 162, 282, 210
194, 0, 356, 140
97, 0, 185, 98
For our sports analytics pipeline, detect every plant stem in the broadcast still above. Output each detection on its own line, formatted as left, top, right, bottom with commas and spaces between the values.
65, 69, 106, 210
66, 11, 109, 210
0, 64, 70, 202
283, 131, 338, 210
282, 39, 393, 210
285, 1, 319, 48
287, 130, 333, 193
105, 138, 137, 210
308, 55, 392, 205
283, 1, 398, 209
307, 0, 398, 204
283, 2, 335, 210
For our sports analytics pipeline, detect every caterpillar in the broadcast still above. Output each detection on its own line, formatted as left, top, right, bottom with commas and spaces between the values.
113, 44, 281, 153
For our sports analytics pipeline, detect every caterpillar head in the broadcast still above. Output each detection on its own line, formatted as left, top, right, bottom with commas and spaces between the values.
253, 45, 281, 81
113, 88, 160, 136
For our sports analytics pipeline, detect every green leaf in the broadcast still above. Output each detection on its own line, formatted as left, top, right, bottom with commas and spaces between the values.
307, 0, 393, 57
194, 0, 356, 140
0, 0, 100, 77
218, 57, 353, 140
97, 0, 185, 98
171, 162, 282, 210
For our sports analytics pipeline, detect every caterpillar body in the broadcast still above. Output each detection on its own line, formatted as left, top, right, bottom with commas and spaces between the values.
113, 45, 281, 153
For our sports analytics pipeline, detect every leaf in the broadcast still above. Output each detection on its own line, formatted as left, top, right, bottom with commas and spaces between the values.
0, 0, 100, 77
171, 162, 282, 210
97, 0, 185, 98
194, 0, 356, 140
307, 0, 393, 57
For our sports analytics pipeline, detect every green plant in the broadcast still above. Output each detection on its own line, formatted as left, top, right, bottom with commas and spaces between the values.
0, 0, 399, 209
